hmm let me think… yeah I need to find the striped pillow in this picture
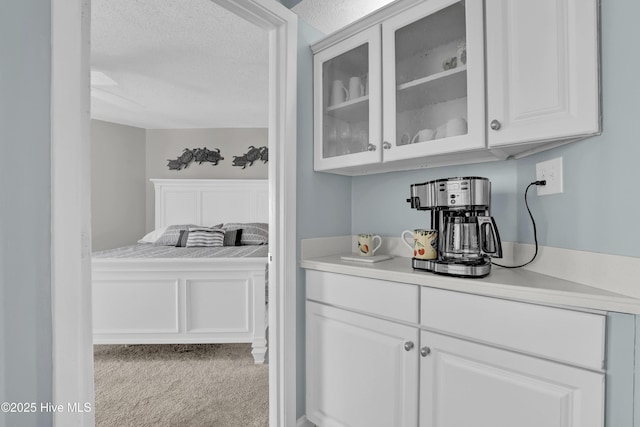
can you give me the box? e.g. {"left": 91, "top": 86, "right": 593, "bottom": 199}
{"left": 222, "top": 223, "right": 268, "bottom": 245}
{"left": 185, "top": 226, "right": 225, "bottom": 247}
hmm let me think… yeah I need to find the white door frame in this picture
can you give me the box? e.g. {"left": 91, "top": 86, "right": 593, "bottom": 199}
{"left": 50, "top": 1, "right": 298, "bottom": 426}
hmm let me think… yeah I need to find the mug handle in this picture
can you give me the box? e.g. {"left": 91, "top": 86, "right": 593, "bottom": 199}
{"left": 342, "top": 86, "right": 349, "bottom": 102}
{"left": 411, "top": 132, "right": 420, "bottom": 144}
{"left": 371, "top": 235, "right": 382, "bottom": 255}
{"left": 401, "top": 230, "right": 414, "bottom": 250}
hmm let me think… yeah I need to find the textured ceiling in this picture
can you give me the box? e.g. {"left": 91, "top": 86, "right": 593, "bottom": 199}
{"left": 292, "top": 0, "right": 395, "bottom": 34}
{"left": 91, "top": 0, "right": 269, "bottom": 129}
{"left": 91, "top": 0, "right": 395, "bottom": 130}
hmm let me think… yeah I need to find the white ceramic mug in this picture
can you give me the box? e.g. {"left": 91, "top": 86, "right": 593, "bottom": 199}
{"left": 434, "top": 123, "right": 447, "bottom": 139}
{"left": 445, "top": 117, "right": 468, "bottom": 137}
{"left": 402, "top": 229, "right": 438, "bottom": 259}
{"left": 348, "top": 76, "right": 365, "bottom": 99}
{"left": 411, "top": 128, "right": 436, "bottom": 144}
{"left": 358, "top": 234, "right": 382, "bottom": 257}
{"left": 330, "top": 80, "right": 348, "bottom": 106}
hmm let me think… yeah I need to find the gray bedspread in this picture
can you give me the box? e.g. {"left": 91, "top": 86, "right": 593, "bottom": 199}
{"left": 92, "top": 243, "right": 269, "bottom": 259}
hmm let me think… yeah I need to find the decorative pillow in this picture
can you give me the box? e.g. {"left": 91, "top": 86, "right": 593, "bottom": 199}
{"left": 155, "top": 224, "right": 197, "bottom": 246}
{"left": 222, "top": 223, "right": 268, "bottom": 245}
{"left": 175, "top": 230, "right": 190, "bottom": 247}
{"left": 156, "top": 223, "right": 221, "bottom": 246}
{"left": 138, "top": 226, "right": 168, "bottom": 244}
{"left": 223, "top": 228, "right": 243, "bottom": 246}
{"left": 185, "top": 226, "right": 225, "bottom": 247}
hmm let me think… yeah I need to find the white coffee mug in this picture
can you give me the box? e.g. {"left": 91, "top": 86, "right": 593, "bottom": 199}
{"left": 330, "top": 80, "right": 348, "bottom": 106}
{"left": 445, "top": 117, "right": 468, "bottom": 137}
{"left": 348, "top": 76, "right": 365, "bottom": 99}
{"left": 358, "top": 233, "right": 382, "bottom": 256}
{"left": 411, "top": 128, "right": 436, "bottom": 144}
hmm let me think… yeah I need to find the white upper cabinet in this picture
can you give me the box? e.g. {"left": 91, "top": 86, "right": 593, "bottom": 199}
{"left": 314, "top": 26, "right": 382, "bottom": 171}
{"left": 485, "top": 0, "right": 600, "bottom": 154}
{"left": 382, "top": 0, "right": 485, "bottom": 162}
{"left": 311, "top": 0, "right": 600, "bottom": 174}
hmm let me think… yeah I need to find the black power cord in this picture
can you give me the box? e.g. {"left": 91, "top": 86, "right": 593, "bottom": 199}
{"left": 492, "top": 180, "right": 547, "bottom": 269}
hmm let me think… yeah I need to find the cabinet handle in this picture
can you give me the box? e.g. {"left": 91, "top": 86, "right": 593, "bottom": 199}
{"left": 404, "top": 341, "right": 415, "bottom": 351}
{"left": 367, "top": 143, "right": 377, "bottom": 152}
{"left": 382, "top": 141, "right": 392, "bottom": 150}
{"left": 420, "top": 346, "right": 431, "bottom": 357}
{"left": 490, "top": 119, "right": 501, "bottom": 131}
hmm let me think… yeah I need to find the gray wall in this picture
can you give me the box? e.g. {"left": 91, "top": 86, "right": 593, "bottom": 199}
{"left": 91, "top": 120, "right": 146, "bottom": 251}
{"left": 0, "top": 1, "right": 53, "bottom": 426}
{"left": 145, "top": 128, "right": 268, "bottom": 231}
{"left": 296, "top": 20, "right": 352, "bottom": 418}
{"left": 514, "top": 0, "right": 640, "bottom": 258}
{"left": 350, "top": 0, "right": 640, "bottom": 260}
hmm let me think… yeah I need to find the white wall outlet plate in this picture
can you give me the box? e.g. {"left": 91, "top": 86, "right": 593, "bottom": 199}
{"left": 536, "top": 157, "right": 563, "bottom": 196}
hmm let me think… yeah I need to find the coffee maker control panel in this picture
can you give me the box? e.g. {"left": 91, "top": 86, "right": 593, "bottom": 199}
{"left": 409, "top": 177, "right": 491, "bottom": 209}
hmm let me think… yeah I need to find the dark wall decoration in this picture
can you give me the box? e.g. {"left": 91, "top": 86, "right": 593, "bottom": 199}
{"left": 232, "top": 146, "right": 268, "bottom": 169}
{"left": 167, "top": 147, "right": 224, "bottom": 170}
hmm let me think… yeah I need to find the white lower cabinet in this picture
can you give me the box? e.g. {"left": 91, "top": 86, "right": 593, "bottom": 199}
{"left": 305, "top": 270, "right": 605, "bottom": 427}
{"left": 419, "top": 330, "right": 604, "bottom": 427}
{"left": 306, "top": 301, "right": 419, "bottom": 427}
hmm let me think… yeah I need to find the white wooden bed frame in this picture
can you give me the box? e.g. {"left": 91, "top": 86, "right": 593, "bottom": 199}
{"left": 91, "top": 179, "right": 269, "bottom": 364}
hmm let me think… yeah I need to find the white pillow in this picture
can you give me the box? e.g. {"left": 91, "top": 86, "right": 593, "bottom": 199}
{"left": 138, "top": 226, "right": 168, "bottom": 244}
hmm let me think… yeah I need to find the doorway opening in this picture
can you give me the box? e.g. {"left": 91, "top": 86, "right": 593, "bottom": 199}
{"left": 50, "top": 1, "right": 298, "bottom": 425}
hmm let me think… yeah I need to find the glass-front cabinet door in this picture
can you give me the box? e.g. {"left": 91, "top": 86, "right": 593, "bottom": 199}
{"left": 382, "top": 0, "right": 485, "bottom": 163}
{"left": 314, "top": 26, "right": 382, "bottom": 172}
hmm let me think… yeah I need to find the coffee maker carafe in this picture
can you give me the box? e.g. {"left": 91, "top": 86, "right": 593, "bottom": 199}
{"left": 408, "top": 177, "right": 502, "bottom": 278}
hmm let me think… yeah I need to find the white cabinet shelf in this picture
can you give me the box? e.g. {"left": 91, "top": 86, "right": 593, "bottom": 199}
{"left": 396, "top": 66, "right": 467, "bottom": 111}
{"left": 326, "top": 95, "right": 369, "bottom": 122}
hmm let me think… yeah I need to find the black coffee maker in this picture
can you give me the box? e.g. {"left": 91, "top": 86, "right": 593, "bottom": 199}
{"left": 407, "top": 177, "right": 502, "bottom": 278}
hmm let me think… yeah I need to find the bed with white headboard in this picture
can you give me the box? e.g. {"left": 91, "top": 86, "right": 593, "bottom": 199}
{"left": 91, "top": 179, "right": 269, "bottom": 364}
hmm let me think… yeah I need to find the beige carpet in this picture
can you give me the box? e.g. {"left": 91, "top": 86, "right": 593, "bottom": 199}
{"left": 94, "top": 344, "right": 268, "bottom": 427}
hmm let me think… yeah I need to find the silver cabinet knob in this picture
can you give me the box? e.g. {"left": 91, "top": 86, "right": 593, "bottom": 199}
{"left": 490, "top": 119, "right": 501, "bottom": 131}
{"left": 420, "top": 347, "right": 431, "bottom": 357}
{"left": 404, "top": 341, "right": 415, "bottom": 352}
{"left": 367, "top": 143, "right": 377, "bottom": 152}
{"left": 382, "top": 141, "right": 392, "bottom": 150}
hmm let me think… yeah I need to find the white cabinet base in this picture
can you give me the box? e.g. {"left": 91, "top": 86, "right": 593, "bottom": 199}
{"left": 420, "top": 330, "right": 604, "bottom": 427}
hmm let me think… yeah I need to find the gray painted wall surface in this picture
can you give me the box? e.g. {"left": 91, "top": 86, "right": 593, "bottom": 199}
{"left": 145, "top": 128, "right": 268, "bottom": 231}
{"left": 91, "top": 120, "right": 147, "bottom": 251}
{"left": 351, "top": 160, "right": 519, "bottom": 244}
{"left": 296, "top": 20, "right": 351, "bottom": 418}
{"left": 351, "top": 0, "right": 640, "bottom": 260}
{"left": 515, "top": 0, "right": 640, "bottom": 258}
{"left": 605, "top": 313, "right": 635, "bottom": 426}
{"left": 0, "top": 1, "right": 53, "bottom": 426}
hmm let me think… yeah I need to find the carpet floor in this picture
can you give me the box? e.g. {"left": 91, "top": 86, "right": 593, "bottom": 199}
{"left": 93, "top": 344, "right": 268, "bottom": 427}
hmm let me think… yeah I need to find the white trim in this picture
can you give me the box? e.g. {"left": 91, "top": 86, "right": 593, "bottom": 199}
{"left": 297, "top": 415, "right": 315, "bottom": 427}
{"left": 51, "top": 0, "right": 94, "bottom": 426}
{"left": 51, "top": 0, "right": 298, "bottom": 426}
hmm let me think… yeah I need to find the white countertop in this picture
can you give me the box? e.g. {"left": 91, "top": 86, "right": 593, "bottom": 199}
{"left": 301, "top": 254, "right": 640, "bottom": 314}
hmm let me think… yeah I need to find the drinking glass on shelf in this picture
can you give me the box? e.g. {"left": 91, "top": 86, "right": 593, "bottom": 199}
{"left": 337, "top": 121, "right": 351, "bottom": 155}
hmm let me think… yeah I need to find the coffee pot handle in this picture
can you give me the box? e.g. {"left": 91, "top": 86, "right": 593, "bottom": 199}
{"left": 477, "top": 216, "right": 503, "bottom": 258}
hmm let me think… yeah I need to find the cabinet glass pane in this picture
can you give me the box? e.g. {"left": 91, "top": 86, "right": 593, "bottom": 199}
{"left": 322, "top": 44, "right": 369, "bottom": 159}
{"left": 395, "top": 1, "right": 468, "bottom": 147}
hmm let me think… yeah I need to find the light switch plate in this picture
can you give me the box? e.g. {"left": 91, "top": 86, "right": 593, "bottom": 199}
{"left": 536, "top": 157, "right": 563, "bottom": 196}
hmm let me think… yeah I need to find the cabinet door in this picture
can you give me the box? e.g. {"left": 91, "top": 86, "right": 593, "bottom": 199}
{"left": 486, "top": 0, "right": 599, "bottom": 148}
{"left": 314, "top": 26, "right": 382, "bottom": 172}
{"left": 381, "top": 0, "right": 485, "bottom": 163}
{"left": 306, "top": 301, "right": 419, "bottom": 427}
{"left": 419, "top": 330, "right": 604, "bottom": 427}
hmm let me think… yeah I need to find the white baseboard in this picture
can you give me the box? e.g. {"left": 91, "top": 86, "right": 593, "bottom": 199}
{"left": 297, "top": 415, "right": 315, "bottom": 427}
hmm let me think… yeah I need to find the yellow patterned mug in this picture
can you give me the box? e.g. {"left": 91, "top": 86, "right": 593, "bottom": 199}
{"left": 401, "top": 229, "right": 438, "bottom": 259}
{"left": 357, "top": 234, "right": 382, "bottom": 256}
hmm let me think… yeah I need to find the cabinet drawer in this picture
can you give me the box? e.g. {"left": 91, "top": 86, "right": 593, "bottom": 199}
{"left": 306, "top": 270, "right": 419, "bottom": 324}
{"left": 420, "top": 287, "right": 605, "bottom": 370}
